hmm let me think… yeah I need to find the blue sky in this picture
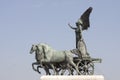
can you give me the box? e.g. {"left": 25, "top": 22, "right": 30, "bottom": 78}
{"left": 0, "top": 0, "right": 120, "bottom": 80}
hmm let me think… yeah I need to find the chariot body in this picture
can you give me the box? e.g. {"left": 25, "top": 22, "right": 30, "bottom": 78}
{"left": 64, "top": 56, "right": 102, "bottom": 75}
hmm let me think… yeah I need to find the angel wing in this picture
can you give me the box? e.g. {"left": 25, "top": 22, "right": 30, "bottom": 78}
{"left": 77, "top": 7, "right": 93, "bottom": 30}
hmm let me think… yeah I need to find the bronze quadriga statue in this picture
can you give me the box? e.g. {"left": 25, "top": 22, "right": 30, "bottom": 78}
{"left": 30, "top": 7, "right": 102, "bottom": 75}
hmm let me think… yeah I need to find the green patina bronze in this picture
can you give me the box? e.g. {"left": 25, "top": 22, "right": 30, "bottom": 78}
{"left": 30, "top": 7, "right": 102, "bottom": 75}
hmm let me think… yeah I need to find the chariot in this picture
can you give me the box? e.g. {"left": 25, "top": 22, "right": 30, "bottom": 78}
{"left": 71, "top": 57, "right": 102, "bottom": 75}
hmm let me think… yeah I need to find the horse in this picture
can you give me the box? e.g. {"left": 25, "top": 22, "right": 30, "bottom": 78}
{"left": 30, "top": 44, "right": 51, "bottom": 75}
{"left": 30, "top": 44, "right": 74, "bottom": 75}
{"left": 35, "top": 43, "right": 80, "bottom": 75}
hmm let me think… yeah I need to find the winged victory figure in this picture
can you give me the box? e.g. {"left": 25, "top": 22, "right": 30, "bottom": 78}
{"left": 68, "top": 7, "right": 93, "bottom": 58}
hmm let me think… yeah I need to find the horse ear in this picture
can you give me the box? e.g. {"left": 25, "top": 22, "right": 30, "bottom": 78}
{"left": 32, "top": 44, "right": 35, "bottom": 48}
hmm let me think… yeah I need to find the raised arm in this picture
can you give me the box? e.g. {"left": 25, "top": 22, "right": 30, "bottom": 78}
{"left": 68, "top": 23, "right": 77, "bottom": 30}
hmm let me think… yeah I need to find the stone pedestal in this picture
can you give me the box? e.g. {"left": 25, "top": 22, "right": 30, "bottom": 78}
{"left": 41, "top": 75, "right": 104, "bottom": 80}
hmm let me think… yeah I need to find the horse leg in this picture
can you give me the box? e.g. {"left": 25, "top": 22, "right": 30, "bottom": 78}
{"left": 32, "top": 62, "right": 38, "bottom": 71}
{"left": 69, "top": 60, "right": 81, "bottom": 75}
{"left": 45, "top": 69, "right": 51, "bottom": 75}
{"left": 51, "top": 64, "right": 57, "bottom": 75}
{"left": 43, "top": 65, "right": 51, "bottom": 75}
{"left": 61, "top": 69, "right": 66, "bottom": 75}
{"left": 65, "top": 51, "right": 81, "bottom": 75}
{"left": 56, "top": 68, "right": 59, "bottom": 75}
{"left": 32, "top": 62, "right": 41, "bottom": 74}
{"left": 60, "top": 63, "right": 73, "bottom": 75}
{"left": 67, "top": 63, "right": 74, "bottom": 75}
{"left": 36, "top": 66, "right": 41, "bottom": 74}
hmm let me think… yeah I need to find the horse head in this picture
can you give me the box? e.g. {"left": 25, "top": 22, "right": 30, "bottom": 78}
{"left": 30, "top": 43, "right": 46, "bottom": 53}
{"left": 30, "top": 44, "right": 38, "bottom": 54}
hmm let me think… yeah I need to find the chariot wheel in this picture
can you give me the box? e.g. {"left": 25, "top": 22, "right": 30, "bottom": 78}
{"left": 77, "top": 59, "right": 94, "bottom": 75}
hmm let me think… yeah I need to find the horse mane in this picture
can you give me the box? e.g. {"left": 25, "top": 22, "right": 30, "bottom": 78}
{"left": 38, "top": 43, "right": 55, "bottom": 51}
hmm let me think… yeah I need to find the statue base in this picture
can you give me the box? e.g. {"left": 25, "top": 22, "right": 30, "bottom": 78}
{"left": 40, "top": 75, "right": 104, "bottom": 80}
